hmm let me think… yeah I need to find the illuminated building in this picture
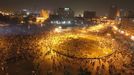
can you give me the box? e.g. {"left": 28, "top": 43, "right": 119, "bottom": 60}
{"left": 36, "top": 17, "right": 46, "bottom": 23}
{"left": 49, "top": 8, "right": 74, "bottom": 26}
{"left": 17, "top": 9, "right": 32, "bottom": 18}
{"left": 39, "top": 9, "right": 49, "bottom": 21}
{"left": 74, "top": 17, "right": 87, "bottom": 26}
{"left": 54, "top": 8, "right": 74, "bottom": 18}
{"left": 34, "top": 9, "right": 49, "bottom": 24}
{"left": 108, "top": 4, "right": 120, "bottom": 19}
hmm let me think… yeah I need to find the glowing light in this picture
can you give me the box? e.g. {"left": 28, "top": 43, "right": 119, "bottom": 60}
{"left": 39, "top": 9, "right": 49, "bottom": 21}
{"left": 120, "top": 31, "right": 125, "bottom": 34}
{"left": 20, "top": 21, "right": 24, "bottom": 24}
{"left": 54, "top": 28, "right": 62, "bottom": 33}
{"left": 113, "top": 26, "right": 118, "bottom": 30}
{"left": 58, "top": 26, "right": 62, "bottom": 29}
{"left": 68, "top": 21, "right": 71, "bottom": 24}
{"left": 103, "top": 16, "right": 107, "bottom": 19}
{"left": 50, "top": 21, "right": 53, "bottom": 24}
{"left": 131, "top": 36, "right": 134, "bottom": 41}
{"left": 107, "top": 33, "right": 111, "bottom": 36}
{"left": 125, "top": 33, "right": 129, "bottom": 36}
{"left": 36, "top": 17, "right": 46, "bottom": 24}
{"left": 88, "top": 24, "right": 105, "bottom": 32}
{"left": 26, "top": 12, "right": 30, "bottom": 15}
{"left": 112, "top": 39, "right": 115, "bottom": 41}
{"left": 62, "top": 21, "right": 66, "bottom": 24}
{"left": 64, "top": 8, "right": 70, "bottom": 11}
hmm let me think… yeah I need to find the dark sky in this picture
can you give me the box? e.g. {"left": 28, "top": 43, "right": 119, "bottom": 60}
{"left": 0, "top": 0, "right": 134, "bottom": 16}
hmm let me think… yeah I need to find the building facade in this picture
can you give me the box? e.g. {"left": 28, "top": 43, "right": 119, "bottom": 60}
{"left": 83, "top": 11, "right": 96, "bottom": 19}
{"left": 108, "top": 4, "right": 120, "bottom": 19}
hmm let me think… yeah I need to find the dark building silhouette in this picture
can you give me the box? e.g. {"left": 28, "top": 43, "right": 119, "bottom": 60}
{"left": 54, "top": 8, "right": 74, "bottom": 18}
{"left": 49, "top": 8, "right": 74, "bottom": 25}
{"left": 120, "top": 9, "right": 134, "bottom": 18}
{"left": 127, "top": 10, "right": 134, "bottom": 18}
{"left": 83, "top": 11, "right": 96, "bottom": 19}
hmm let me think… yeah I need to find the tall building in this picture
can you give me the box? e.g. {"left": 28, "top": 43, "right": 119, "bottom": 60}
{"left": 120, "top": 9, "right": 127, "bottom": 18}
{"left": 108, "top": 4, "right": 120, "bottom": 19}
{"left": 120, "top": 9, "right": 134, "bottom": 18}
{"left": 50, "top": 8, "right": 74, "bottom": 25}
{"left": 83, "top": 11, "right": 96, "bottom": 19}
{"left": 127, "top": 10, "right": 134, "bottom": 18}
{"left": 54, "top": 8, "right": 74, "bottom": 18}
{"left": 17, "top": 9, "right": 32, "bottom": 17}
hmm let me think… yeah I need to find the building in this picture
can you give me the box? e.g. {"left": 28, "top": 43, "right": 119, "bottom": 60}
{"left": 74, "top": 17, "right": 89, "bottom": 26}
{"left": 35, "top": 9, "right": 49, "bottom": 24}
{"left": 17, "top": 9, "right": 32, "bottom": 18}
{"left": 49, "top": 8, "right": 74, "bottom": 25}
{"left": 83, "top": 11, "right": 96, "bottom": 19}
{"left": 120, "top": 9, "right": 134, "bottom": 18}
{"left": 39, "top": 9, "right": 49, "bottom": 20}
{"left": 127, "top": 10, "right": 134, "bottom": 18}
{"left": 54, "top": 8, "right": 74, "bottom": 18}
{"left": 108, "top": 4, "right": 120, "bottom": 19}
{"left": 120, "top": 9, "right": 128, "bottom": 18}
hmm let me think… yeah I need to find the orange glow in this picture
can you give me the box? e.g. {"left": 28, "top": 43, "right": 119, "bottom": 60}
{"left": 36, "top": 17, "right": 46, "bottom": 23}
{"left": 39, "top": 9, "right": 49, "bottom": 21}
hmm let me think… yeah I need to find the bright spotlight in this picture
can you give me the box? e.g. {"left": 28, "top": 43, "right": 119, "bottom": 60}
{"left": 131, "top": 36, "right": 134, "bottom": 41}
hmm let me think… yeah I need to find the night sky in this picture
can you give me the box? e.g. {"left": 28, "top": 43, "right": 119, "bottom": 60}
{"left": 0, "top": 0, "right": 134, "bottom": 16}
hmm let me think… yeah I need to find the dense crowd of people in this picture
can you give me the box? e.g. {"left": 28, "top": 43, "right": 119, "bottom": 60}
{"left": 36, "top": 32, "right": 134, "bottom": 75}
{"left": 0, "top": 29, "right": 133, "bottom": 75}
